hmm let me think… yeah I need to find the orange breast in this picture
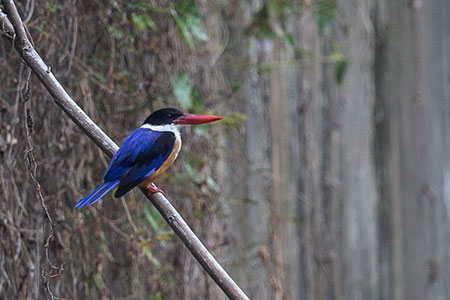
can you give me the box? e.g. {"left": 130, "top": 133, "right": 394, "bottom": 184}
{"left": 139, "top": 138, "right": 181, "bottom": 188}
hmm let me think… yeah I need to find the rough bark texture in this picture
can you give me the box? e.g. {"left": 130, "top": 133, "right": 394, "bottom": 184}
{"left": 336, "top": 0, "right": 379, "bottom": 298}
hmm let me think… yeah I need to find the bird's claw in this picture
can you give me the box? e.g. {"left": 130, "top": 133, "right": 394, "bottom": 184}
{"left": 146, "top": 185, "right": 164, "bottom": 197}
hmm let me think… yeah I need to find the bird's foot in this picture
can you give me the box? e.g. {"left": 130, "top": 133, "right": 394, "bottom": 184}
{"left": 146, "top": 185, "right": 165, "bottom": 197}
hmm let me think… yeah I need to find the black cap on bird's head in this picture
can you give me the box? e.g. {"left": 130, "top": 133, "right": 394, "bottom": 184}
{"left": 144, "top": 108, "right": 184, "bottom": 125}
{"left": 144, "top": 107, "right": 222, "bottom": 126}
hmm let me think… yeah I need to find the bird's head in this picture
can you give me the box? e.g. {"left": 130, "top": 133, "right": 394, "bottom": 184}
{"left": 143, "top": 108, "right": 222, "bottom": 126}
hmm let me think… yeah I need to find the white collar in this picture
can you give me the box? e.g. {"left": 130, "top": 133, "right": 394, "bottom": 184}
{"left": 140, "top": 124, "right": 181, "bottom": 142}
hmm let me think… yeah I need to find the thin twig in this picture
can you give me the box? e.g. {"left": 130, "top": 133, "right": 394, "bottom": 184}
{"left": 1, "top": 2, "right": 249, "bottom": 299}
{"left": 20, "top": 46, "right": 62, "bottom": 299}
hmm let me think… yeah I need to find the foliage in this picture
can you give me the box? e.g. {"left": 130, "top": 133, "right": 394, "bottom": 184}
{"left": 246, "top": 3, "right": 277, "bottom": 39}
{"left": 113, "top": 0, "right": 208, "bottom": 50}
{"left": 170, "top": 0, "right": 208, "bottom": 50}
{"left": 170, "top": 72, "right": 216, "bottom": 136}
{"left": 149, "top": 292, "right": 164, "bottom": 300}
{"left": 313, "top": 0, "right": 337, "bottom": 34}
{"left": 220, "top": 113, "right": 247, "bottom": 128}
{"left": 335, "top": 54, "right": 348, "bottom": 84}
{"left": 1, "top": 0, "right": 222, "bottom": 299}
{"left": 144, "top": 203, "right": 164, "bottom": 235}
{"left": 131, "top": 12, "right": 157, "bottom": 31}
{"left": 172, "top": 72, "right": 193, "bottom": 109}
{"left": 246, "top": 0, "right": 347, "bottom": 83}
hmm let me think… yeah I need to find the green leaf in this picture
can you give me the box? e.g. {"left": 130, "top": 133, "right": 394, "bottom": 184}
{"left": 172, "top": 73, "right": 193, "bottom": 109}
{"left": 220, "top": 112, "right": 247, "bottom": 128}
{"left": 194, "top": 124, "right": 209, "bottom": 136}
{"left": 134, "top": 2, "right": 154, "bottom": 11}
{"left": 242, "top": 198, "right": 259, "bottom": 205}
{"left": 206, "top": 176, "right": 220, "bottom": 192}
{"left": 183, "top": 161, "right": 202, "bottom": 184}
{"left": 294, "top": 47, "right": 313, "bottom": 57}
{"left": 150, "top": 292, "right": 164, "bottom": 300}
{"left": 246, "top": 4, "right": 277, "bottom": 39}
{"left": 283, "top": 34, "right": 295, "bottom": 47}
{"left": 170, "top": 0, "right": 208, "bottom": 50}
{"left": 146, "top": 17, "right": 157, "bottom": 31}
{"left": 131, "top": 12, "right": 157, "bottom": 32}
{"left": 183, "top": 161, "right": 195, "bottom": 177}
{"left": 335, "top": 59, "right": 348, "bottom": 84}
{"left": 144, "top": 203, "right": 163, "bottom": 234}
{"left": 186, "top": 15, "right": 208, "bottom": 42}
{"left": 46, "top": 3, "right": 59, "bottom": 13}
{"left": 171, "top": 11, "right": 195, "bottom": 50}
{"left": 143, "top": 245, "right": 161, "bottom": 267}
{"left": 314, "top": 0, "right": 337, "bottom": 35}
{"left": 109, "top": 25, "right": 124, "bottom": 39}
{"left": 231, "top": 81, "right": 243, "bottom": 91}
{"left": 94, "top": 273, "right": 105, "bottom": 290}
{"left": 191, "top": 88, "right": 204, "bottom": 113}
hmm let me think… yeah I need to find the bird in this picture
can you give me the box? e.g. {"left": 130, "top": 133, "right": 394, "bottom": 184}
{"left": 75, "top": 107, "right": 222, "bottom": 208}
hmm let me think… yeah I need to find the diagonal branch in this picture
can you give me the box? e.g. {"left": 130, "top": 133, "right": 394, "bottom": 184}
{"left": 1, "top": 1, "right": 249, "bottom": 299}
{"left": 0, "top": 8, "right": 14, "bottom": 37}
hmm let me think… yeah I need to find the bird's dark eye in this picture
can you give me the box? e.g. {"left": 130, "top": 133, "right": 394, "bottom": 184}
{"left": 167, "top": 113, "right": 172, "bottom": 118}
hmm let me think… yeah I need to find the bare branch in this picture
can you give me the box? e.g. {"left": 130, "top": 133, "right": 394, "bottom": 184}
{"left": 1, "top": 1, "right": 249, "bottom": 299}
{"left": 0, "top": 8, "right": 14, "bottom": 38}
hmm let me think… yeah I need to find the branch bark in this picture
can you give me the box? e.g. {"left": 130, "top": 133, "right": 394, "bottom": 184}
{"left": 1, "top": 1, "right": 249, "bottom": 299}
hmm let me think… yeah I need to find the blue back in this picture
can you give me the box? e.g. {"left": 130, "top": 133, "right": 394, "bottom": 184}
{"left": 103, "top": 128, "right": 176, "bottom": 197}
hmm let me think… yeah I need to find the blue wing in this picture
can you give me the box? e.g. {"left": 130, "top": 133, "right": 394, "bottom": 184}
{"left": 103, "top": 128, "right": 165, "bottom": 181}
{"left": 75, "top": 128, "right": 175, "bottom": 208}
{"left": 113, "top": 129, "right": 176, "bottom": 197}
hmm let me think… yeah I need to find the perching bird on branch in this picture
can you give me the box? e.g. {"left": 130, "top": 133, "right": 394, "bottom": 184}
{"left": 75, "top": 108, "right": 222, "bottom": 208}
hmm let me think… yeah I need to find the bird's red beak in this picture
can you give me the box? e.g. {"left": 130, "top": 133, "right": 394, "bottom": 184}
{"left": 174, "top": 113, "right": 223, "bottom": 125}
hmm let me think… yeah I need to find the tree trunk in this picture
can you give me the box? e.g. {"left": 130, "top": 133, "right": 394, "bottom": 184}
{"left": 375, "top": 0, "right": 450, "bottom": 299}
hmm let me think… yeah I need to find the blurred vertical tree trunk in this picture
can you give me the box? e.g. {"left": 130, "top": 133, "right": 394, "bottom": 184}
{"left": 375, "top": 0, "right": 450, "bottom": 299}
{"left": 220, "top": 0, "right": 379, "bottom": 298}
{"left": 333, "top": 0, "right": 379, "bottom": 298}
{"left": 295, "top": 0, "right": 379, "bottom": 298}
{"left": 218, "top": 0, "right": 450, "bottom": 299}
{"left": 218, "top": 1, "right": 303, "bottom": 299}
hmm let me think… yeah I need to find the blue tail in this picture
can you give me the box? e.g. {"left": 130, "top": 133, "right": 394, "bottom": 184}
{"left": 75, "top": 180, "right": 120, "bottom": 208}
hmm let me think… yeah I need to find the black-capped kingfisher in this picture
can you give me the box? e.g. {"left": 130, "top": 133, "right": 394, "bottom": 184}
{"left": 75, "top": 108, "right": 222, "bottom": 208}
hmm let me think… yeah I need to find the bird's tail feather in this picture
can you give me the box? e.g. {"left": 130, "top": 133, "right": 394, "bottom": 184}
{"left": 75, "top": 180, "right": 120, "bottom": 208}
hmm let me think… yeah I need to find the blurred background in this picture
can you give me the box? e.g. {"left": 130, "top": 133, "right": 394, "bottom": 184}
{"left": 1, "top": 0, "right": 450, "bottom": 299}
